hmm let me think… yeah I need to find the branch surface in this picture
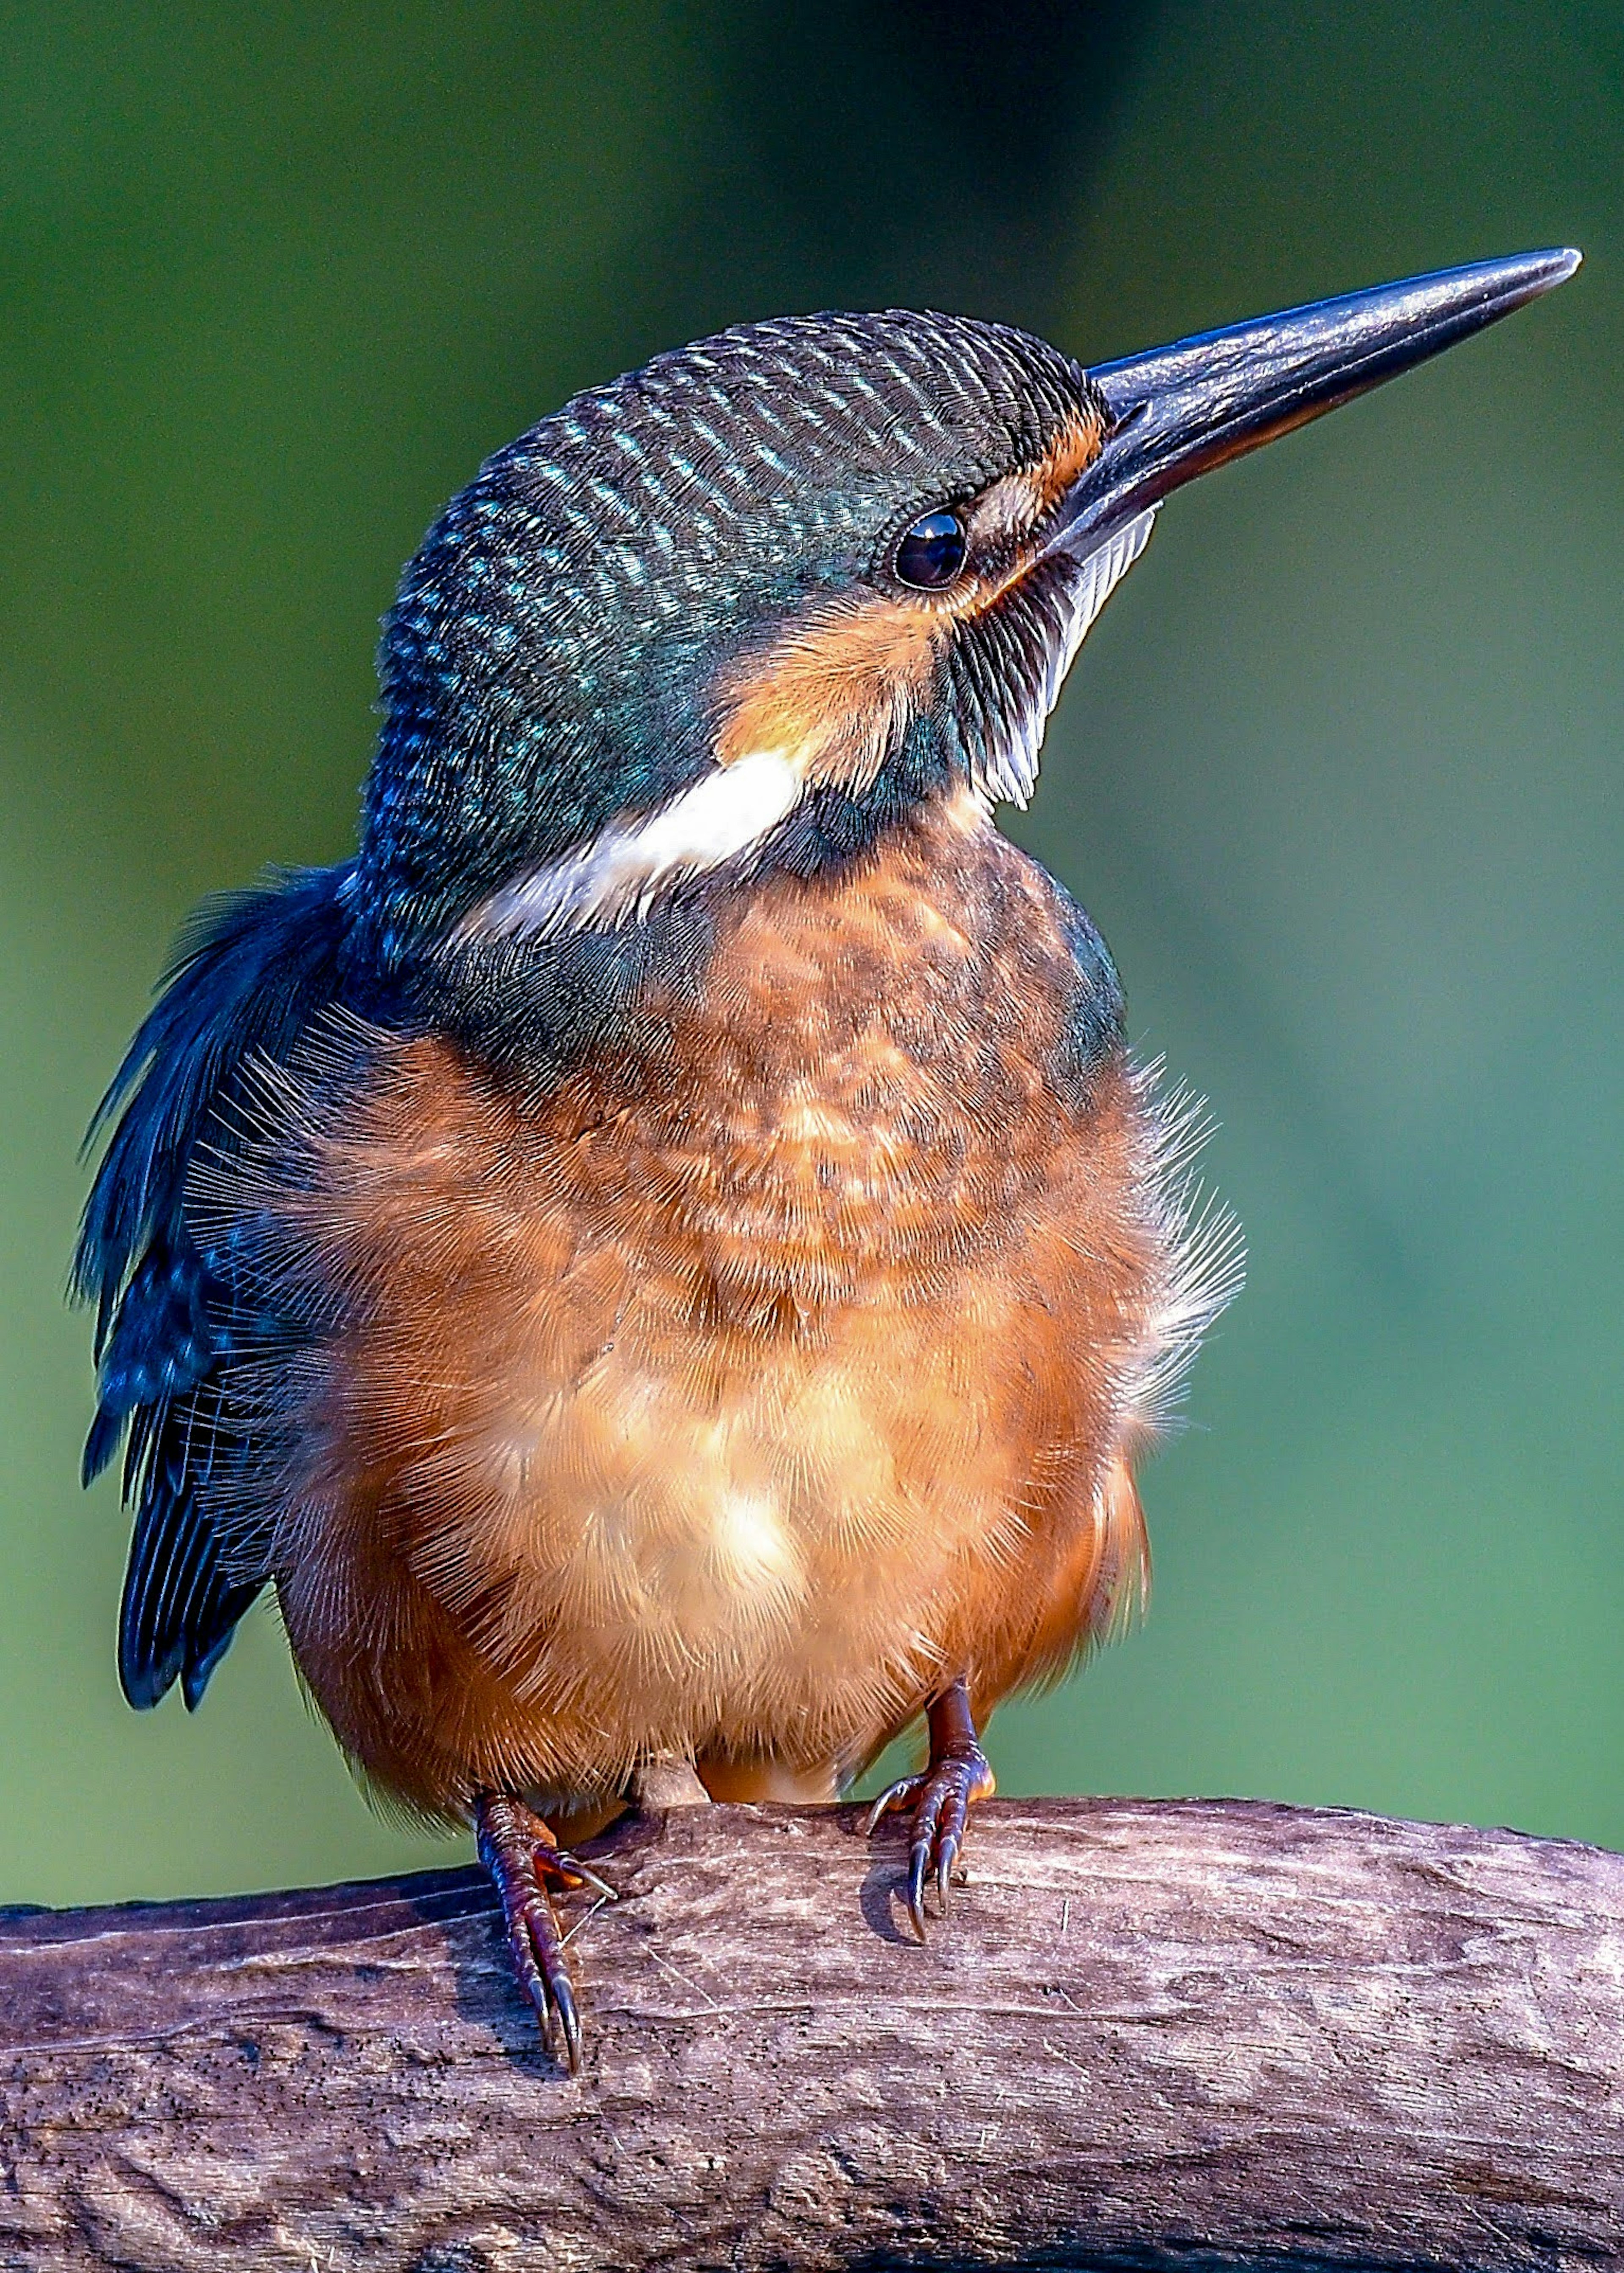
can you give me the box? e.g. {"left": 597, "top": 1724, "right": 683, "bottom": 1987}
{"left": 3, "top": 1797, "right": 1622, "bottom": 2273}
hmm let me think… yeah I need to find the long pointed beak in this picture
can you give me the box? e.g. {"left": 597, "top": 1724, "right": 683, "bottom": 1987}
{"left": 1052, "top": 248, "right": 1580, "bottom": 558}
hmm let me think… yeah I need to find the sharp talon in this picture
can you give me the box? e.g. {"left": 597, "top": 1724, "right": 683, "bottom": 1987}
{"left": 517, "top": 1956, "right": 550, "bottom": 2026}
{"left": 937, "top": 1834, "right": 958, "bottom": 1910}
{"left": 863, "top": 1777, "right": 913, "bottom": 1837}
{"left": 545, "top": 1850, "right": 618, "bottom": 1903}
{"left": 551, "top": 1971, "right": 582, "bottom": 2075}
{"left": 907, "top": 1839, "right": 931, "bottom": 1940}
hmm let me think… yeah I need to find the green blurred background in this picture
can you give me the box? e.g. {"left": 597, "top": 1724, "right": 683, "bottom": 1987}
{"left": 3, "top": 0, "right": 1619, "bottom": 1905}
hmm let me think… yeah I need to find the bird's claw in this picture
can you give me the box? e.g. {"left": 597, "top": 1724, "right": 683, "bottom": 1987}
{"left": 863, "top": 1741, "right": 995, "bottom": 1942}
{"left": 537, "top": 1844, "right": 620, "bottom": 1904}
{"left": 505, "top": 1880, "right": 583, "bottom": 2071}
{"left": 475, "top": 1792, "right": 616, "bottom": 2071}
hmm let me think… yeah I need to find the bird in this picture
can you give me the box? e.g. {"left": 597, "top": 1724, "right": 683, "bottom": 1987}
{"left": 76, "top": 247, "right": 1577, "bottom": 2070}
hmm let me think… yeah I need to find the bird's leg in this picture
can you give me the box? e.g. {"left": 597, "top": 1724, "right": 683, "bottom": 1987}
{"left": 473, "top": 1790, "right": 616, "bottom": 2071}
{"left": 862, "top": 1677, "right": 996, "bottom": 1942}
{"left": 629, "top": 1752, "right": 713, "bottom": 1809}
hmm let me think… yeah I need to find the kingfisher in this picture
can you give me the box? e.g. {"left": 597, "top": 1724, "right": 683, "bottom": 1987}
{"left": 76, "top": 249, "right": 1577, "bottom": 2069}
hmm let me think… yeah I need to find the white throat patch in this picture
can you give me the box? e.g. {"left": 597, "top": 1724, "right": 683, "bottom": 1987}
{"left": 460, "top": 746, "right": 805, "bottom": 941}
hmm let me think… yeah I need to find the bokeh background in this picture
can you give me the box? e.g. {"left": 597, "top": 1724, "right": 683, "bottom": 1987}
{"left": 3, "top": 1, "right": 1619, "bottom": 1905}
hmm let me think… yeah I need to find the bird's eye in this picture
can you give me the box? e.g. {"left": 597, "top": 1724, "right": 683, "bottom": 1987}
{"left": 894, "top": 510, "right": 967, "bottom": 590}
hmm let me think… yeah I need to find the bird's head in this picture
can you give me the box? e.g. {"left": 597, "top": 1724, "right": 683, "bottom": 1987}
{"left": 355, "top": 250, "right": 1577, "bottom": 987}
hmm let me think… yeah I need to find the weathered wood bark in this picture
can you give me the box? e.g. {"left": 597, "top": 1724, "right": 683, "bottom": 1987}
{"left": 3, "top": 1797, "right": 1622, "bottom": 2273}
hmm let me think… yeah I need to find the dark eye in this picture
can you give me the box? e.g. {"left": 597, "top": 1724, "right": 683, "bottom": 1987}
{"left": 894, "top": 509, "right": 967, "bottom": 590}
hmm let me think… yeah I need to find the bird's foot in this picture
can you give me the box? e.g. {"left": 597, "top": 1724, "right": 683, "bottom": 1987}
{"left": 862, "top": 1680, "right": 995, "bottom": 1943}
{"left": 474, "top": 1790, "right": 616, "bottom": 2071}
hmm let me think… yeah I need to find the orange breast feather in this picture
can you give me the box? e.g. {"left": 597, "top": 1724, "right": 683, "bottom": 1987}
{"left": 234, "top": 805, "right": 1193, "bottom": 1819}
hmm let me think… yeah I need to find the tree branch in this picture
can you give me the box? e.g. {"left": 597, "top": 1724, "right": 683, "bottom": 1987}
{"left": 3, "top": 1797, "right": 1621, "bottom": 2272}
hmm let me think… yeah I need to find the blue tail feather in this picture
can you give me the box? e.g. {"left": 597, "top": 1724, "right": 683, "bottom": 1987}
{"left": 76, "top": 863, "right": 354, "bottom": 1708}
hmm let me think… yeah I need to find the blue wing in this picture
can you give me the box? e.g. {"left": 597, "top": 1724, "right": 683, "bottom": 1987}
{"left": 74, "top": 864, "right": 354, "bottom": 1709}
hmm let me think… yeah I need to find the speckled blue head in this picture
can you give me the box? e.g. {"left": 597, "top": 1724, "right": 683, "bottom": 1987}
{"left": 356, "top": 308, "right": 1113, "bottom": 970}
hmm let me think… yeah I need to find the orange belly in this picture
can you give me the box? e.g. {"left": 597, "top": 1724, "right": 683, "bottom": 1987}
{"left": 227, "top": 806, "right": 1204, "bottom": 1819}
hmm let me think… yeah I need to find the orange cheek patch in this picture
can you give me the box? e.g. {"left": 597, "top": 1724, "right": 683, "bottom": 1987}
{"left": 714, "top": 591, "right": 946, "bottom": 792}
{"left": 712, "top": 406, "right": 1103, "bottom": 795}
{"left": 1029, "top": 405, "right": 1107, "bottom": 511}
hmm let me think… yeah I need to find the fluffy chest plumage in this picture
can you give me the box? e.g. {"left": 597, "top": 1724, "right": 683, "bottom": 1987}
{"left": 233, "top": 806, "right": 1182, "bottom": 1812}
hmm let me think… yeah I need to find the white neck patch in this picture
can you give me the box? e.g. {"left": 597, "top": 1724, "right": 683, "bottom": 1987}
{"left": 460, "top": 746, "right": 805, "bottom": 941}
